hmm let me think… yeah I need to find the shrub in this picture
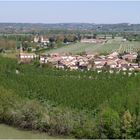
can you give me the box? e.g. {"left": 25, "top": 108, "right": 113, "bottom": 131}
{"left": 97, "top": 107, "right": 121, "bottom": 139}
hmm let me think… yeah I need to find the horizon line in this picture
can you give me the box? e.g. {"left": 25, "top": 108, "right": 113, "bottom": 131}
{"left": 0, "top": 22, "right": 140, "bottom": 24}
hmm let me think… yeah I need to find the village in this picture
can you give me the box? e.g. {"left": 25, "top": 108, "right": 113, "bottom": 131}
{"left": 19, "top": 50, "right": 140, "bottom": 74}
{"left": 1, "top": 1, "right": 140, "bottom": 139}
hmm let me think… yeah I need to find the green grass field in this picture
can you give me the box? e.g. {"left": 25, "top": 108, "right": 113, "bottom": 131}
{"left": 0, "top": 124, "right": 56, "bottom": 139}
{"left": 46, "top": 38, "right": 140, "bottom": 54}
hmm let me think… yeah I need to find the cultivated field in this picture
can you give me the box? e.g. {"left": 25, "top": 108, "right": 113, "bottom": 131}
{"left": 118, "top": 41, "right": 140, "bottom": 53}
{"left": 46, "top": 38, "right": 140, "bottom": 54}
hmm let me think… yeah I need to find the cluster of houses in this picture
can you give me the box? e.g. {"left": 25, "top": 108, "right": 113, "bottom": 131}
{"left": 39, "top": 52, "right": 139, "bottom": 72}
{"left": 18, "top": 51, "right": 140, "bottom": 72}
{"left": 92, "top": 52, "right": 138, "bottom": 72}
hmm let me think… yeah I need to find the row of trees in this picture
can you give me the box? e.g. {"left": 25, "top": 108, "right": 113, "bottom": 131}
{"left": 0, "top": 34, "right": 33, "bottom": 42}
{"left": 123, "top": 33, "right": 140, "bottom": 41}
{"left": 0, "top": 38, "right": 16, "bottom": 50}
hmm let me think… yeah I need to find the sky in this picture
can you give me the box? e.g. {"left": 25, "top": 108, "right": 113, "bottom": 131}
{"left": 0, "top": 1, "right": 140, "bottom": 24}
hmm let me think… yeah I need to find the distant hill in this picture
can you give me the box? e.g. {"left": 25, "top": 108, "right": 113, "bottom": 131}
{"left": 0, "top": 23, "right": 140, "bottom": 33}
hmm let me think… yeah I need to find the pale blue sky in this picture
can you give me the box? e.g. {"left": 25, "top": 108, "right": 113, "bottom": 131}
{"left": 0, "top": 1, "right": 140, "bottom": 23}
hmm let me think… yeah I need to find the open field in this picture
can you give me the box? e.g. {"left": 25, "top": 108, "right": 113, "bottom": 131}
{"left": 0, "top": 124, "right": 56, "bottom": 139}
{"left": 46, "top": 38, "right": 140, "bottom": 54}
{"left": 118, "top": 41, "right": 140, "bottom": 53}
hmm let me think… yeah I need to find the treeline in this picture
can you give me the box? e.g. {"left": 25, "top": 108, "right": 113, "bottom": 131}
{"left": 0, "top": 34, "right": 33, "bottom": 42}
{"left": 0, "top": 38, "right": 35, "bottom": 52}
{"left": 0, "top": 35, "right": 36, "bottom": 52}
{"left": 0, "top": 39, "right": 16, "bottom": 51}
{"left": 122, "top": 33, "right": 140, "bottom": 41}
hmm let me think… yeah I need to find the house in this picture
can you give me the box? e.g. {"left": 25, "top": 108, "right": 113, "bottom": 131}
{"left": 94, "top": 59, "right": 106, "bottom": 65}
{"left": 81, "top": 39, "right": 97, "bottom": 43}
{"left": 129, "top": 63, "right": 139, "bottom": 69}
{"left": 48, "top": 56, "right": 61, "bottom": 65}
{"left": 34, "top": 35, "right": 50, "bottom": 46}
{"left": 122, "top": 53, "right": 137, "bottom": 62}
{"left": 122, "top": 38, "right": 127, "bottom": 42}
{"left": 106, "top": 60, "right": 117, "bottom": 68}
{"left": 93, "top": 58, "right": 106, "bottom": 69}
{"left": 19, "top": 53, "right": 37, "bottom": 63}
{"left": 40, "top": 55, "right": 48, "bottom": 64}
{"left": 117, "top": 59, "right": 129, "bottom": 68}
{"left": 40, "top": 36, "right": 50, "bottom": 45}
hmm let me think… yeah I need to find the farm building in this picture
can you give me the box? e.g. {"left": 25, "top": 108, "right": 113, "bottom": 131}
{"left": 19, "top": 53, "right": 37, "bottom": 63}
{"left": 80, "top": 39, "right": 97, "bottom": 43}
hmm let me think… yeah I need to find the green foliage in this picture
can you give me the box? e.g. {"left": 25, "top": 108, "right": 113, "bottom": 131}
{"left": 124, "top": 33, "right": 140, "bottom": 42}
{"left": 134, "top": 114, "right": 140, "bottom": 138}
{"left": 0, "top": 39, "right": 16, "bottom": 50}
{"left": 97, "top": 107, "right": 121, "bottom": 138}
{"left": 0, "top": 86, "right": 96, "bottom": 138}
{"left": 121, "top": 110, "right": 133, "bottom": 139}
{"left": 0, "top": 56, "right": 140, "bottom": 138}
{"left": 0, "top": 56, "right": 140, "bottom": 112}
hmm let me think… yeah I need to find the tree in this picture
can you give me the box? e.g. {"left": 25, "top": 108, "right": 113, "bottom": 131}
{"left": 49, "top": 37, "right": 56, "bottom": 48}
{"left": 104, "top": 34, "right": 106, "bottom": 39}
{"left": 112, "top": 34, "right": 115, "bottom": 39}
{"left": 134, "top": 114, "right": 140, "bottom": 138}
{"left": 93, "top": 34, "right": 97, "bottom": 39}
{"left": 56, "top": 40, "right": 63, "bottom": 48}
{"left": 121, "top": 110, "right": 133, "bottom": 139}
{"left": 63, "top": 37, "right": 68, "bottom": 43}
{"left": 77, "top": 33, "right": 81, "bottom": 41}
{"left": 136, "top": 51, "right": 140, "bottom": 67}
{"left": 98, "top": 107, "right": 121, "bottom": 139}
